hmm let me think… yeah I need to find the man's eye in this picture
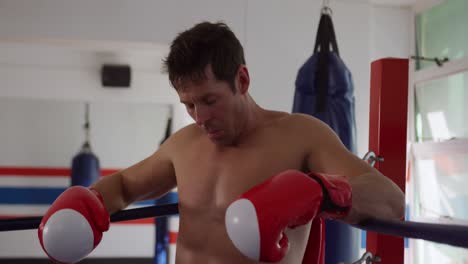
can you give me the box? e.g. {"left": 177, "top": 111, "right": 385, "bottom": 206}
{"left": 205, "top": 100, "right": 216, "bottom": 106}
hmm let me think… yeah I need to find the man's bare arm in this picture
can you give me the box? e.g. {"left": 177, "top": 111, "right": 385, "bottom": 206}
{"left": 299, "top": 115, "right": 405, "bottom": 224}
{"left": 90, "top": 139, "right": 177, "bottom": 214}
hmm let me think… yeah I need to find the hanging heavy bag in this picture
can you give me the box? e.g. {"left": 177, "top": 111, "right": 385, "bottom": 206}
{"left": 71, "top": 142, "right": 100, "bottom": 187}
{"left": 155, "top": 112, "right": 174, "bottom": 264}
{"left": 292, "top": 13, "right": 359, "bottom": 264}
{"left": 71, "top": 103, "right": 100, "bottom": 187}
{"left": 293, "top": 13, "right": 356, "bottom": 153}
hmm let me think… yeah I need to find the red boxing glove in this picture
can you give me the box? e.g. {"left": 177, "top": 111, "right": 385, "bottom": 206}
{"left": 38, "top": 186, "right": 110, "bottom": 264}
{"left": 225, "top": 170, "right": 351, "bottom": 263}
{"left": 308, "top": 171, "right": 352, "bottom": 219}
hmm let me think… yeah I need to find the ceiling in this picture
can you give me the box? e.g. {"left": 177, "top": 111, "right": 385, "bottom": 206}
{"left": 369, "top": 0, "right": 441, "bottom": 7}
{"left": 0, "top": 39, "right": 168, "bottom": 72}
{"left": 0, "top": 0, "right": 442, "bottom": 71}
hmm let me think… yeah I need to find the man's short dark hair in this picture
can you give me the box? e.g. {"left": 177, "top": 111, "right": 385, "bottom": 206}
{"left": 163, "top": 21, "right": 246, "bottom": 92}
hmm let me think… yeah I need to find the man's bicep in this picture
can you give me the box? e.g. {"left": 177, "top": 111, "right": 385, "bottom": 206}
{"left": 120, "top": 149, "right": 177, "bottom": 204}
{"left": 306, "top": 122, "right": 372, "bottom": 177}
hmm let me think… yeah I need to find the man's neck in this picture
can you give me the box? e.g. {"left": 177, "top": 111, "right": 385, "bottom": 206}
{"left": 237, "top": 95, "right": 267, "bottom": 141}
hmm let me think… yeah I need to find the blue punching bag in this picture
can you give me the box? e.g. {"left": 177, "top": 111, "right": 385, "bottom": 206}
{"left": 293, "top": 12, "right": 359, "bottom": 264}
{"left": 154, "top": 107, "right": 174, "bottom": 264}
{"left": 71, "top": 142, "right": 100, "bottom": 187}
{"left": 71, "top": 103, "right": 100, "bottom": 187}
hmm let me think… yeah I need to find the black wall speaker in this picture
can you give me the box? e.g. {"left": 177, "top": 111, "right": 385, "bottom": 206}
{"left": 101, "top": 64, "right": 131, "bottom": 88}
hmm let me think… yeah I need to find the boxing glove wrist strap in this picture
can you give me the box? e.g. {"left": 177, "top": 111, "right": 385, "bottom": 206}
{"left": 308, "top": 172, "right": 352, "bottom": 219}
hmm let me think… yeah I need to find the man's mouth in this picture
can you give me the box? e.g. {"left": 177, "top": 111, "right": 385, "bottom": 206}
{"left": 207, "top": 129, "right": 223, "bottom": 139}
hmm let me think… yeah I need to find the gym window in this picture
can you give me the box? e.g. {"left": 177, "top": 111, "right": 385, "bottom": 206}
{"left": 409, "top": 0, "right": 468, "bottom": 263}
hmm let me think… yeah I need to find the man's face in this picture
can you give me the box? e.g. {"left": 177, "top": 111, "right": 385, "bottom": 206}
{"left": 177, "top": 67, "right": 245, "bottom": 146}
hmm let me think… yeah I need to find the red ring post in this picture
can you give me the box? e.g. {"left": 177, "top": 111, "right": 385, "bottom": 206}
{"left": 367, "top": 58, "right": 409, "bottom": 264}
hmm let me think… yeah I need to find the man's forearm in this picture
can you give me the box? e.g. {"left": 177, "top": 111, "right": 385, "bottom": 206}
{"left": 344, "top": 172, "right": 405, "bottom": 224}
{"left": 90, "top": 172, "right": 130, "bottom": 214}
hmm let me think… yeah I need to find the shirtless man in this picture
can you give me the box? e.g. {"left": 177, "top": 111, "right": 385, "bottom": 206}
{"left": 37, "top": 22, "right": 405, "bottom": 264}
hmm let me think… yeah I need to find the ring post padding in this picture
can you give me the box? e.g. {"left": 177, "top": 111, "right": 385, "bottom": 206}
{"left": 367, "top": 58, "right": 409, "bottom": 264}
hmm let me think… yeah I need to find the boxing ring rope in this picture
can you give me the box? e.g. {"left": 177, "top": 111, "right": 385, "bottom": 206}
{"left": 0, "top": 203, "right": 179, "bottom": 232}
{"left": 1, "top": 202, "right": 468, "bottom": 249}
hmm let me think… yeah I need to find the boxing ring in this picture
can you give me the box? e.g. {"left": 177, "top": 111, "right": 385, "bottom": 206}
{"left": 1, "top": 58, "right": 467, "bottom": 263}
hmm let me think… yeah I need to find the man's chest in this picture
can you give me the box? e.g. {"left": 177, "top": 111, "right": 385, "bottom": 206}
{"left": 173, "top": 139, "right": 307, "bottom": 219}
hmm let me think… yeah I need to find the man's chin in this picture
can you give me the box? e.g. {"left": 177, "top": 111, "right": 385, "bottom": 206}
{"left": 208, "top": 135, "right": 234, "bottom": 146}
{"left": 209, "top": 137, "right": 228, "bottom": 145}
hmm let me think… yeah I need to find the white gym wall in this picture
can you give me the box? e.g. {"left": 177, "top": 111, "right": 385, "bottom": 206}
{"left": 0, "top": 0, "right": 411, "bottom": 260}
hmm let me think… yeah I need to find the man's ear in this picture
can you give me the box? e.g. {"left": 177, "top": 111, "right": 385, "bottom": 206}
{"left": 237, "top": 65, "right": 250, "bottom": 95}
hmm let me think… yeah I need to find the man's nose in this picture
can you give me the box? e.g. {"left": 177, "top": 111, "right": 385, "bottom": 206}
{"left": 194, "top": 106, "right": 211, "bottom": 126}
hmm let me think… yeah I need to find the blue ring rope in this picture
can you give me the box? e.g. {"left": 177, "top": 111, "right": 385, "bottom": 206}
{"left": 1, "top": 202, "right": 468, "bottom": 250}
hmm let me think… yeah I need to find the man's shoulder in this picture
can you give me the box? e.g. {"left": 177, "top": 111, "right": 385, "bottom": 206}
{"left": 260, "top": 111, "right": 326, "bottom": 131}
{"left": 169, "top": 123, "right": 202, "bottom": 143}
{"left": 278, "top": 113, "right": 325, "bottom": 129}
{"left": 275, "top": 113, "right": 336, "bottom": 143}
{"left": 161, "top": 123, "right": 202, "bottom": 151}
{"left": 174, "top": 123, "right": 200, "bottom": 135}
